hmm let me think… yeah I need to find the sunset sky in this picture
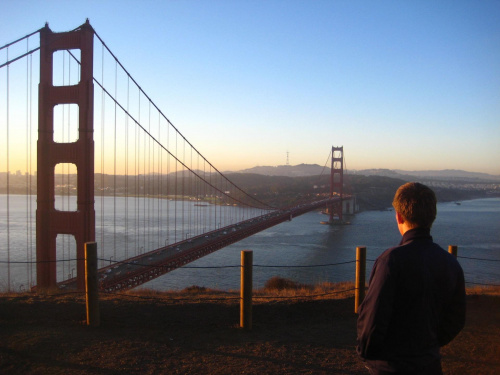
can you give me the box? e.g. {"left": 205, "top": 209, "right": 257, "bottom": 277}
{"left": 1, "top": 1, "right": 499, "bottom": 175}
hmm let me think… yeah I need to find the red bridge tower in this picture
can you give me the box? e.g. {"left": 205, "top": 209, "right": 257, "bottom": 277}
{"left": 36, "top": 21, "right": 95, "bottom": 290}
{"left": 329, "top": 146, "right": 344, "bottom": 223}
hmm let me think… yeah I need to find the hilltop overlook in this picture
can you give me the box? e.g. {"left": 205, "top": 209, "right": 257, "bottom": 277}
{"left": 0, "top": 286, "right": 498, "bottom": 374}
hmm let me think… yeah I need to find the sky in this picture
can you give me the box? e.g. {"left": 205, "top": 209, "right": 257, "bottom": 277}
{"left": 1, "top": 0, "right": 500, "bottom": 175}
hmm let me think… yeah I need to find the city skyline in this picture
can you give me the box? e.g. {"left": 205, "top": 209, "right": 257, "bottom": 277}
{"left": 1, "top": 1, "right": 499, "bottom": 175}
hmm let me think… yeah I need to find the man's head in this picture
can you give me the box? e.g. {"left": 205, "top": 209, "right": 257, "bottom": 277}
{"left": 392, "top": 182, "right": 437, "bottom": 230}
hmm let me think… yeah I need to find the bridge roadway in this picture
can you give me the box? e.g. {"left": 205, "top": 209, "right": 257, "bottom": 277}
{"left": 59, "top": 196, "right": 342, "bottom": 292}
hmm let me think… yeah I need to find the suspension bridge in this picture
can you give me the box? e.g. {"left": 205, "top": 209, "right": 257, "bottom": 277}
{"left": 0, "top": 21, "right": 354, "bottom": 293}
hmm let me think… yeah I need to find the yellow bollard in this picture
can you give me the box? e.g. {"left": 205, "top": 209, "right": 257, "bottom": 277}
{"left": 355, "top": 246, "right": 366, "bottom": 314}
{"left": 85, "top": 242, "right": 100, "bottom": 327}
{"left": 240, "top": 250, "right": 253, "bottom": 331}
{"left": 448, "top": 245, "right": 458, "bottom": 257}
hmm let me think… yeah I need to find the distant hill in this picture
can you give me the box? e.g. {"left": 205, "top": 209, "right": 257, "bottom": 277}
{"left": 394, "top": 169, "right": 500, "bottom": 181}
{"left": 354, "top": 169, "right": 500, "bottom": 182}
{"left": 233, "top": 165, "right": 500, "bottom": 182}
{"left": 237, "top": 164, "right": 326, "bottom": 177}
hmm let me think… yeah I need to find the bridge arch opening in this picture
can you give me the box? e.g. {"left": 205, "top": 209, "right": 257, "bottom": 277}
{"left": 56, "top": 234, "right": 76, "bottom": 283}
{"left": 52, "top": 49, "right": 81, "bottom": 87}
{"left": 53, "top": 103, "right": 79, "bottom": 143}
{"left": 54, "top": 162, "right": 77, "bottom": 211}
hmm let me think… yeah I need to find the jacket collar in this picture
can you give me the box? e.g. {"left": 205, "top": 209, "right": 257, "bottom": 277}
{"left": 399, "top": 227, "right": 433, "bottom": 246}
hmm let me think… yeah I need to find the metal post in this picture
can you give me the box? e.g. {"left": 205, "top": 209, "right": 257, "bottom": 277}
{"left": 355, "top": 246, "right": 366, "bottom": 314}
{"left": 448, "top": 245, "right": 458, "bottom": 257}
{"left": 85, "top": 242, "right": 100, "bottom": 327}
{"left": 240, "top": 250, "right": 253, "bottom": 330}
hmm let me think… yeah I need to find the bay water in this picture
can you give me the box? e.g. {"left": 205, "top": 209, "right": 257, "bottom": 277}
{"left": 144, "top": 197, "right": 500, "bottom": 291}
{"left": 1, "top": 195, "right": 499, "bottom": 291}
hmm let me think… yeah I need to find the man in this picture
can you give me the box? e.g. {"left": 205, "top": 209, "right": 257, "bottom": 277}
{"left": 357, "top": 182, "right": 466, "bottom": 375}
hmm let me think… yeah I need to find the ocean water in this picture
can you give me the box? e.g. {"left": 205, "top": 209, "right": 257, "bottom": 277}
{"left": 1, "top": 195, "right": 499, "bottom": 291}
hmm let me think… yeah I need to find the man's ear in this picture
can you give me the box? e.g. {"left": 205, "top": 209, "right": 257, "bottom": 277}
{"left": 396, "top": 211, "right": 405, "bottom": 225}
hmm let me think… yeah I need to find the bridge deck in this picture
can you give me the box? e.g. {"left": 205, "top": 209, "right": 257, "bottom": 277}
{"left": 59, "top": 197, "right": 343, "bottom": 292}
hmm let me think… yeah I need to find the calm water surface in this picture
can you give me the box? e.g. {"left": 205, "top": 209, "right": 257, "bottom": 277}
{"left": 143, "top": 197, "right": 500, "bottom": 291}
{"left": 1, "top": 196, "right": 499, "bottom": 291}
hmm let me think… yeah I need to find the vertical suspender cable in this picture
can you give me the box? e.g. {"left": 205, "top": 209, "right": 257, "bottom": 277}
{"left": 187, "top": 145, "right": 191, "bottom": 238}
{"left": 147, "top": 101, "right": 151, "bottom": 251}
{"left": 139, "top": 91, "right": 142, "bottom": 254}
{"left": 174, "top": 132, "right": 178, "bottom": 243}
{"left": 158, "top": 111, "right": 161, "bottom": 247}
{"left": 61, "top": 51, "right": 66, "bottom": 279}
{"left": 213, "top": 165, "right": 216, "bottom": 231}
{"left": 219, "top": 173, "right": 222, "bottom": 229}
{"left": 203, "top": 160, "right": 206, "bottom": 232}
{"left": 196, "top": 150, "right": 199, "bottom": 236}
{"left": 142, "top": 95, "right": 146, "bottom": 253}
{"left": 150, "top": 104, "right": 154, "bottom": 247}
{"left": 190, "top": 146, "right": 193, "bottom": 237}
{"left": 125, "top": 77, "right": 129, "bottom": 259}
{"left": 6, "top": 47, "right": 11, "bottom": 291}
{"left": 66, "top": 51, "right": 71, "bottom": 278}
{"left": 113, "top": 60, "right": 117, "bottom": 262}
{"left": 137, "top": 97, "right": 141, "bottom": 254}
{"left": 135, "top": 90, "right": 139, "bottom": 256}
{"left": 166, "top": 119, "right": 170, "bottom": 246}
{"left": 68, "top": 51, "right": 73, "bottom": 277}
{"left": 25, "top": 39, "right": 30, "bottom": 286}
{"left": 205, "top": 160, "right": 208, "bottom": 232}
{"left": 182, "top": 139, "right": 185, "bottom": 240}
{"left": 134, "top": 90, "right": 138, "bottom": 256}
{"left": 100, "top": 44, "right": 105, "bottom": 267}
{"left": 29, "top": 47, "right": 34, "bottom": 287}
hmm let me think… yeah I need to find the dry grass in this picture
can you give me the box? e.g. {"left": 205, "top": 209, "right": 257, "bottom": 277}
{"left": 0, "top": 280, "right": 499, "bottom": 374}
{"left": 253, "top": 277, "right": 356, "bottom": 301}
{"left": 116, "top": 277, "right": 357, "bottom": 304}
{"left": 115, "top": 277, "right": 498, "bottom": 304}
{"left": 465, "top": 285, "right": 500, "bottom": 296}
{"left": 2, "top": 278, "right": 497, "bottom": 301}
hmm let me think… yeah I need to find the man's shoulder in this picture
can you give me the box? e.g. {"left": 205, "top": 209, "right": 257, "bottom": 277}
{"left": 377, "top": 238, "right": 461, "bottom": 271}
{"left": 373, "top": 246, "right": 402, "bottom": 269}
{"left": 378, "top": 242, "right": 408, "bottom": 259}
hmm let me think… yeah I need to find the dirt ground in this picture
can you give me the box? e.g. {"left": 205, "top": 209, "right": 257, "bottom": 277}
{"left": 0, "top": 289, "right": 499, "bottom": 375}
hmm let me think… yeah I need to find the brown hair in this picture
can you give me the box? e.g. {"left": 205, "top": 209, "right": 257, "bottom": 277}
{"left": 392, "top": 182, "right": 437, "bottom": 229}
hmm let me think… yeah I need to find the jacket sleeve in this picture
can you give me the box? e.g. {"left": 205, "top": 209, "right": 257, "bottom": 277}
{"left": 437, "top": 266, "right": 466, "bottom": 346}
{"left": 356, "top": 256, "right": 395, "bottom": 359}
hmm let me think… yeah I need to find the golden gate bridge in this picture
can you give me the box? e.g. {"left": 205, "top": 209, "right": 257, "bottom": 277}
{"left": 0, "top": 21, "right": 353, "bottom": 292}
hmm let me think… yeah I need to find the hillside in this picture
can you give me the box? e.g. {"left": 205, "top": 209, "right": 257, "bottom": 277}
{"left": 237, "top": 163, "right": 325, "bottom": 177}
{"left": 233, "top": 165, "right": 500, "bottom": 182}
{"left": 0, "top": 286, "right": 498, "bottom": 374}
{"left": 224, "top": 172, "right": 498, "bottom": 210}
{"left": 1, "top": 167, "right": 497, "bottom": 210}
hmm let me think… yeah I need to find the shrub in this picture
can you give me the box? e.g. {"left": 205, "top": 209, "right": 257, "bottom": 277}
{"left": 264, "top": 276, "right": 303, "bottom": 291}
{"left": 183, "top": 286, "right": 207, "bottom": 293}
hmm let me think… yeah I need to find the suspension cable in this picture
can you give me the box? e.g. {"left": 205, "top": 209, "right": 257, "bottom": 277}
{"left": 92, "top": 29, "right": 274, "bottom": 210}
{"left": 65, "top": 47, "right": 274, "bottom": 211}
{"left": 0, "top": 28, "right": 42, "bottom": 51}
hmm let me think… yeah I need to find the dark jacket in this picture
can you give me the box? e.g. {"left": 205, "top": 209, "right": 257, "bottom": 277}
{"left": 356, "top": 228, "right": 466, "bottom": 373}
